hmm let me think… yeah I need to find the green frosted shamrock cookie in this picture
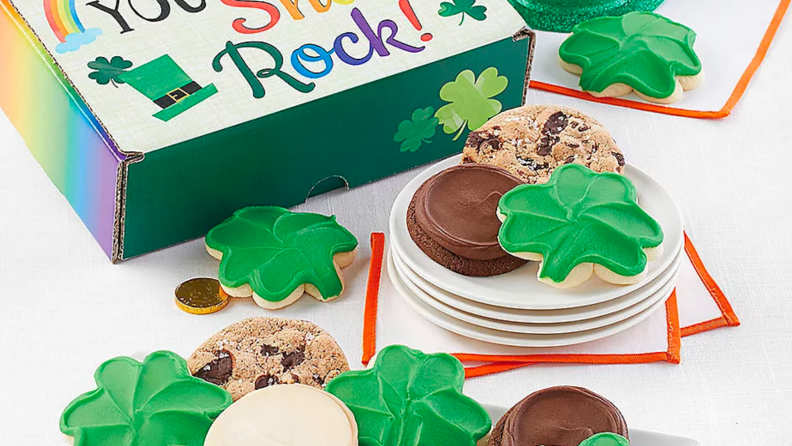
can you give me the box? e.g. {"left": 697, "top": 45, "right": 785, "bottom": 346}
{"left": 559, "top": 12, "right": 704, "bottom": 104}
{"left": 60, "top": 351, "right": 233, "bottom": 446}
{"left": 325, "top": 345, "right": 491, "bottom": 446}
{"left": 497, "top": 164, "right": 663, "bottom": 288}
{"left": 205, "top": 206, "right": 359, "bottom": 310}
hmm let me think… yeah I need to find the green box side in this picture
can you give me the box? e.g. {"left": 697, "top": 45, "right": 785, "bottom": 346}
{"left": 122, "top": 35, "right": 530, "bottom": 259}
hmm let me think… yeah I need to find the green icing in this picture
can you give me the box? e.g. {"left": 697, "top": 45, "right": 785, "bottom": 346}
{"left": 579, "top": 433, "right": 631, "bottom": 446}
{"left": 559, "top": 12, "right": 702, "bottom": 99}
{"left": 325, "top": 345, "right": 491, "bottom": 446}
{"left": 205, "top": 206, "right": 358, "bottom": 303}
{"left": 507, "top": 0, "right": 665, "bottom": 33}
{"left": 60, "top": 351, "right": 232, "bottom": 446}
{"left": 498, "top": 164, "right": 663, "bottom": 283}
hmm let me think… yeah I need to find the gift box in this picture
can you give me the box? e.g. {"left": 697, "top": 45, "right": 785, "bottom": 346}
{"left": 0, "top": 0, "right": 534, "bottom": 261}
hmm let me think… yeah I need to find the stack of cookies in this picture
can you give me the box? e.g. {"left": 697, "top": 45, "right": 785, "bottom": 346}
{"left": 388, "top": 105, "right": 686, "bottom": 348}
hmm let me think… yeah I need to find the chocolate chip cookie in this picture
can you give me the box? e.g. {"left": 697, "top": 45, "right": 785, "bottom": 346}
{"left": 462, "top": 105, "right": 625, "bottom": 184}
{"left": 188, "top": 317, "right": 349, "bottom": 401}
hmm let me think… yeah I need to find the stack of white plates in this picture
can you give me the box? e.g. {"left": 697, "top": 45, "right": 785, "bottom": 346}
{"left": 387, "top": 157, "right": 685, "bottom": 348}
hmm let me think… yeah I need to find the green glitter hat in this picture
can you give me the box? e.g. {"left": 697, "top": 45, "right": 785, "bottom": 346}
{"left": 507, "top": 0, "right": 666, "bottom": 33}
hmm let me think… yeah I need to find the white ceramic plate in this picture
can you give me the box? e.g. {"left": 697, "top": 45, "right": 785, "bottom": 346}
{"left": 389, "top": 156, "right": 684, "bottom": 310}
{"left": 392, "top": 248, "right": 680, "bottom": 335}
{"left": 387, "top": 251, "right": 673, "bottom": 347}
{"left": 481, "top": 404, "right": 700, "bottom": 446}
{"left": 393, "top": 245, "right": 683, "bottom": 325}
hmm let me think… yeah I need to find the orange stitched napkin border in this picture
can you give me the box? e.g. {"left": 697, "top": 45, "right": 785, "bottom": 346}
{"left": 362, "top": 233, "right": 739, "bottom": 378}
{"left": 529, "top": 0, "right": 791, "bottom": 119}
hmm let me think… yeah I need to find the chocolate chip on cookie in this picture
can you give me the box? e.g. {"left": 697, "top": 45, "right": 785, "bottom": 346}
{"left": 189, "top": 318, "right": 349, "bottom": 401}
{"left": 260, "top": 345, "right": 279, "bottom": 356}
{"left": 254, "top": 374, "right": 280, "bottom": 389}
{"left": 193, "top": 350, "right": 234, "bottom": 386}
{"left": 281, "top": 350, "right": 306, "bottom": 369}
{"left": 462, "top": 105, "right": 625, "bottom": 184}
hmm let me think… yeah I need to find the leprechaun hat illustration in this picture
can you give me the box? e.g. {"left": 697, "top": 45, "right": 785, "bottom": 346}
{"left": 118, "top": 55, "right": 218, "bottom": 122}
{"left": 87, "top": 55, "right": 217, "bottom": 122}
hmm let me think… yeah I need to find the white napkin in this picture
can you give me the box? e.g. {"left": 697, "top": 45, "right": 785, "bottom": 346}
{"left": 367, "top": 235, "right": 737, "bottom": 367}
{"left": 529, "top": 0, "right": 787, "bottom": 114}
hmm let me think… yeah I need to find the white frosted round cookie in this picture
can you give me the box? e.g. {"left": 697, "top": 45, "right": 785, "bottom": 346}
{"left": 205, "top": 384, "right": 358, "bottom": 446}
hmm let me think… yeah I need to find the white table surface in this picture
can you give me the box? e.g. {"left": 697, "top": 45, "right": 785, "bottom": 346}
{"left": 2, "top": 23, "right": 792, "bottom": 446}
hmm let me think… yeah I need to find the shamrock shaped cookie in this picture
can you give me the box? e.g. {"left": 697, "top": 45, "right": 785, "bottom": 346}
{"left": 497, "top": 164, "right": 663, "bottom": 288}
{"left": 559, "top": 12, "right": 704, "bottom": 104}
{"left": 326, "top": 345, "right": 491, "bottom": 446}
{"left": 60, "top": 351, "right": 233, "bottom": 446}
{"left": 206, "top": 207, "right": 358, "bottom": 310}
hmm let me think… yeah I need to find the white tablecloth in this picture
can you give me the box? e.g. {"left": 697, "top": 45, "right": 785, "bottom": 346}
{"left": 2, "top": 22, "right": 792, "bottom": 445}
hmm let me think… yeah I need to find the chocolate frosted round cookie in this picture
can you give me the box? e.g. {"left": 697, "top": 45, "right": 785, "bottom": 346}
{"left": 407, "top": 164, "right": 527, "bottom": 277}
{"left": 188, "top": 317, "right": 349, "bottom": 401}
{"left": 489, "top": 386, "right": 629, "bottom": 446}
{"left": 462, "top": 105, "right": 625, "bottom": 184}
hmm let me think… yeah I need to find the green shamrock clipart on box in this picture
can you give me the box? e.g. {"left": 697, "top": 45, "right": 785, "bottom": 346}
{"left": 87, "top": 55, "right": 218, "bottom": 122}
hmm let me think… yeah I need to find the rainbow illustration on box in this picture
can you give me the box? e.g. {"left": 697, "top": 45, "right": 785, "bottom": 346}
{"left": 43, "top": 0, "right": 102, "bottom": 53}
{"left": 0, "top": 0, "right": 534, "bottom": 261}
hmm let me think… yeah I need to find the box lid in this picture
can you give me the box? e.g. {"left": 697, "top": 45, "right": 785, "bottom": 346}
{"left": 9, "top": 0, "right": 525, "bottom": 154}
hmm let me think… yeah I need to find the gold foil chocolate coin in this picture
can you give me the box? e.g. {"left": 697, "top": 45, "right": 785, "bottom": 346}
{"left": 175, "top": 278, "right": 229, "bottom": 315}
